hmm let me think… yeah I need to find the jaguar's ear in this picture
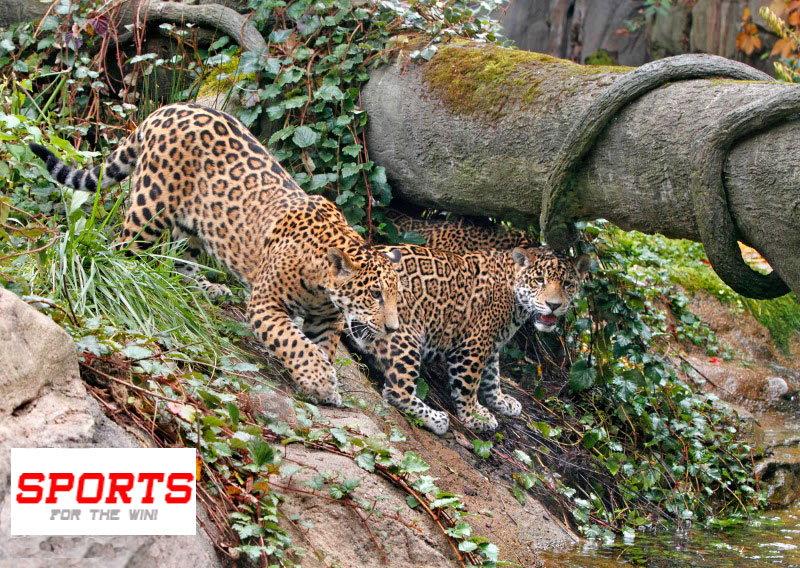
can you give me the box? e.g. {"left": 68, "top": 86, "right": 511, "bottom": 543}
{"left": 383, "top": 248, "right": 402, "bottom": 264}
{"left": 575, "top": 254, "right": 592, "bottom": 276}
{"left": 327, "top": 247, "right": 357, "bottom": 280}
{"left": 512, "top": 248, "right": 530, "bottom": 268}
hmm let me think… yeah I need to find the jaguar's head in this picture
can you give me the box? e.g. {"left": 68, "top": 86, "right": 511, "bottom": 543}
{"left": 512, "top": 247, "right": 591, "bottom": 332}
{"left": 326, "top": 245, "right": 402, "bottom": 345}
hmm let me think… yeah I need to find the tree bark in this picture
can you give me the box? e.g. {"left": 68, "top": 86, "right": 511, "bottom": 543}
{"left": 361, "top": 44, "right": 800, "bottom": 298}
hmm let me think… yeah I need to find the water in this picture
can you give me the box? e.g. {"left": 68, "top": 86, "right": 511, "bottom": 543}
{"left": 540, "top": 410, "right": 800, "bottom": 567}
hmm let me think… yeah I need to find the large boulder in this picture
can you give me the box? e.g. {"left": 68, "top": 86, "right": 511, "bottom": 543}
{"left": 0, "top": 289, "right": 224, "bottom": 567}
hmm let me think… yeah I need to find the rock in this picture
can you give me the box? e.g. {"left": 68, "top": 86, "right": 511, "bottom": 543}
{"left": 277, "top": 445, "right": 455, "bottom": 568}
{"left": 245, "top": 387, "right": 300, "bottom": 430}
{"left": 0, "top": 289, "right": 224, "bottom": 567}
{"left": 0, "top": 289, "right": 78, "bottom": 416}
{"left": 765, "top": 377, "right": 795, "bottom": 402}
{"left": 755, "top": 459, "right": 800, "bottom": 508}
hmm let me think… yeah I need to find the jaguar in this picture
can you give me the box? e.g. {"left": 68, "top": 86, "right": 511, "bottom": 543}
{"left": 31, "top": 102, "right": 402, "bottom": 406}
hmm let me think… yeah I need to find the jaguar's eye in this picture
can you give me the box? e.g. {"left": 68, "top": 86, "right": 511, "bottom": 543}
{"left": 534, "top": 277, "right": 545, "bottom": 286}
{"left": 371, "top": 289, "right": 382, "bottom": 300}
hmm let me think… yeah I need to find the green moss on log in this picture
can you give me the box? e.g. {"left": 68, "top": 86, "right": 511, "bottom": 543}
{"left": 198, "top": 54, "right": 255, "bottom": 98}
{"left": 422, "top": 44, "right": 632, "bottom": 119}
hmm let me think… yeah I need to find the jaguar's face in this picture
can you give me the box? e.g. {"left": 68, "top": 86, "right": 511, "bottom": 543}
{"left": 327, "top": 246, "right": 402, "bottom": 346}
{"left": 512, "top": 247, "right": 591, "bottom": 332}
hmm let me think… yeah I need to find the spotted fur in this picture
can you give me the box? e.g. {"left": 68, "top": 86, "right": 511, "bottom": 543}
{"left": 349, "top": 244, "right": 590, "bottom": 435}
{"left": 31, "top": 102, "right": 402, "bottom": 406}
{"left": 386, "top": 209, "right": 538, "bottom": 251}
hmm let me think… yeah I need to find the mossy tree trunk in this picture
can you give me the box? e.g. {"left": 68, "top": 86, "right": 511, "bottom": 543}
{"left": 361, "top": 43, "right": 800, "bottom": 298}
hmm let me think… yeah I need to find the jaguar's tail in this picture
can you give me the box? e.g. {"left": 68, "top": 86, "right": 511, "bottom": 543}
{"left": 30, "top": 133, "right": 141, "bottom": 191}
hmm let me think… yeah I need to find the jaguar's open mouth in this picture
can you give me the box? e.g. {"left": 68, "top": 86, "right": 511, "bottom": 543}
{"left": 533, "top": 312, "right": 558, "bottom": 331}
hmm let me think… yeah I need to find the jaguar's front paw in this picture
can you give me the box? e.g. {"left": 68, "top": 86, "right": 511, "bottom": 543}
{"left": 492, "top": 394, "right": 522, "bottom": 417}
{"left": 462, "top": 405, "right": 498, "bottom": 433}
{"left": 424, "top": 409, "right": 450, "bottom": 436}
{"left": 206, "top": 282, "right": 232, "bottom": 300}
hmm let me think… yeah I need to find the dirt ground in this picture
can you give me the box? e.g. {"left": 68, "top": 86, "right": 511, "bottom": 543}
{"left": 678, "top": 290, "right": 800, "bottom": 411}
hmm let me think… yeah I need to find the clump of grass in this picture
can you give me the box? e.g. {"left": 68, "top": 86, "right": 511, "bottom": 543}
{"left": 741, "top": 295, "right": 800, "bottom": 354}
{"left": 3, "top": 162, "right": 242, "bottom": 361}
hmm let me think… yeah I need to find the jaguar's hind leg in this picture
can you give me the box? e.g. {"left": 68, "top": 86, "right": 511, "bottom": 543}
{"left": 115, "top": 202, "right": 168, "bottom": 254}
{"left": 478, "top": 353, "right": 522, "bottom": 417}
{"left": 171, "top": 226, "right": 231, "bottom": 299}
{"left": 376, "top": 333, "right": 449, "bottom": 435}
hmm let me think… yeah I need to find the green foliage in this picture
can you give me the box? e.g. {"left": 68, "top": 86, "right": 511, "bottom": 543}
{"left": 222, "top": 0, "right": 506, "bottom": 238}
{"left": 585, "top": 50, "right": 617, "bottom": 66}
{"left": 472, "top": 439, "right": 493, "bottom": 459}
{"left": 608, "top": 225, "right": 799, "bottom": 354}
{"left": 503, "top": 221, "right": 763, "bottom": 538}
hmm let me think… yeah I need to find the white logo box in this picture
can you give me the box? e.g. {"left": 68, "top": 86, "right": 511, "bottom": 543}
{"left": 11, "top": 448, "right": 196, "bottom": 535}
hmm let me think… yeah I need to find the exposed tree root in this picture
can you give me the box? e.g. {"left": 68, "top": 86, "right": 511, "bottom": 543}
{"left": 539, "top": 53, "right": 790, "bottom": 299}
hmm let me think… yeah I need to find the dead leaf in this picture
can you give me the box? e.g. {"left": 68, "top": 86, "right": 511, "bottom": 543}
{"left": 737, "top": 24, "right": 762, "bottom": 55}
{"left": 772, "top": 37, "right": 796, "bottom": 58}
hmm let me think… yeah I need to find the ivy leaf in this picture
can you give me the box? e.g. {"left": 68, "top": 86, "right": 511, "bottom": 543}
{"left": 355, "top": 450, "right": 375, "bottom": 472}
{"left": 122, "top": 344, "right": 152, "bottom": 360}
{"left": 269, "top": 29, "right": 292, "bottom": 43}
{"left": 415, "top": 377, "right": 429, "bottom": 400}
{"left": 283, "top": 95, "right": 308, "bottom": 109}
{"left": 329, "top": 427, "right": 349, "bottom": 449}
{"left": 512, "top": 484, "right": 526, "bottom": 505}
{"left": 445, "top": 522, "right": 472, "bottom": 539}
{"left": 340, "top": 162, "right": 362, "bottom": 178}
{"left": 399, "top": 452, "right": 429, "bottom": 474}
{"left": 226, "top": 402, "right": 240, "bottom": 428}
{"left": 582, "top": 429, "right": 603, "bottom": 450}
{"left": 430, "top": 496, "right": 461, "bottom": 509}
{"left": 342, "top": 143, "right": 362, "bottom": 157}
{"left": 292, "top": 126, "right": 317, "bottom": 148}
{"left": 268, "top": 126, "right": 296, "bottom": 146}
{"left": 75, "top": 335, "right": 108, "bottom": 357}
{"left": 479, "top": 542, "right": 499, "bottom": 562}
{"left": 389, "top": 427, "right": 407, "bottom": 442}
{"left": 412, "top": 475, "right": 438, "bottom": 494}
{"left": 309, "top": 173, "right": 334, "bottom": 191}
{"left": 472, "top": 439, "right": 492, "bottom": 459}
{"left": 314, "top": 84, "right": 344, "bottom": 101}
{"left": 569, "top": 359, "right": 596, "bottom": 391}
{"left": 237, "top": 107, "right": 261, "bottom": 127}
{"left": 247, "top": 438, "right": 278, "bottom": 469}
{"left": 277, "top": 66, "right": 304, "bottom": 86}
{"left": 513, "top": 449, "right": 532, "bottom": 467}
{"left": 370, "top": 166, "right": 387, "bottom": 185}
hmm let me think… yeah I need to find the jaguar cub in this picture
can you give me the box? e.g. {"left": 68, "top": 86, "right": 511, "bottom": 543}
{"left": 349, "top": 244, "right": 590, "bottom": 434}
{"left": 31, "top": 102, "right": 401, "bottom": 406}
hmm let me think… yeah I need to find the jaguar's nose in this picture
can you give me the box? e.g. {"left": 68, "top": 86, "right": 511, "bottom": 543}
{"left": 545, "top": 300, "right": 562, "bottom": 312}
